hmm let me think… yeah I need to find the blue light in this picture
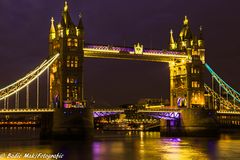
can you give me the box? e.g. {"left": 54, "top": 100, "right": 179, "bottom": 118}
{"left": 205, "top": 63, "right": 240, "bottom": 102}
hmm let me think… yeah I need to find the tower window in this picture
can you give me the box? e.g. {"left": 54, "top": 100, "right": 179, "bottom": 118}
{"left": 192, "top": 50, "right": 199, "bottom": 56}
{"left": 67, "top": 56, "right": 70, "bottom": 67}
{"left": 67, "top": 38, "right": 72, "bottom": 46}
{"left": 60, "top": 30, "right": 63, "bottom": 37}
{"left": 75, "top": 62, "right": 78, "bottom": 68}
{"left": 67, "top": 56, "right": 79, "bottom": 68}
{"left": 75, "top": 56, "right": 79, "bottom": 68}
{"left": 67, "top": 38, "right": 78, "bottom": 47}
{"left": 192, "top": 81, "right": 200, "bottom": 88}
{"left": 191, "top": 67, "right": 200, "bottom": 74}
{"left": 53, "top": 44, "right": 60, "bottom": 49}
{"left": 74, "top": 39, "right": 78, "bottom": 47}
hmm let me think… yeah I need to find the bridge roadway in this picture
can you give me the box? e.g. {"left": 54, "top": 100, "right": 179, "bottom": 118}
{"left": 83, "top": 44, "right": 187, "bottom": 63}
{"left": 0, "top": 108, "right": 240, "bottom": 116}
{"left": 0, "top": 108, "right": 54, "bottom": 113}
{"left": 1, "top": 108, "right": 240, "bottom": 128}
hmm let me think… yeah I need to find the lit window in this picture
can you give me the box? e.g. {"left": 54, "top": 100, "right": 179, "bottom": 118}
{"left": 191, "top": 68, "right": 200, "bottom": 74}
{"left": 182, "top": 41, "right": 186, "bottom": 47}
{"left": 192, "top": 50, "right": 200, "bottom": 56}
{"left": 192, "top": 81, "right": 199, "bottom": 88}
{"left": 67, "top": 56, "right": 70, "bottom": 67}
{"left": 75, "top": 56, "right": 78, "bottom": 67}
{"left": 70, "top": 78, "right": 74, "bottom": 83}
{"left": 74, "top": 39, "right": 78, "bottom": 47}
{"left": 60, "top": 30, "right": 63, "bottom": 37}
{"left": 67, "top": 38, "right": 71, "bottom": 46}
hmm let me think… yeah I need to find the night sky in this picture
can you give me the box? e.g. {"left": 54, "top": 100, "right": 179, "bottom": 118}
{"left": 0, "top": 0, "right": 239, "bottom": 106}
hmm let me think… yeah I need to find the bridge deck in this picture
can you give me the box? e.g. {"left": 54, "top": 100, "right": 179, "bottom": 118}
{"left": 83, "top": 45, "right": 187, "bottom": 63}
{"left": 138, "top": 109, "right": 181, "bottom": 113}
{"left": 217, "top": 111, "right": 240, "bottom": 115}
{"left": 0, "top": 109, "right": 54, "bottom": 113}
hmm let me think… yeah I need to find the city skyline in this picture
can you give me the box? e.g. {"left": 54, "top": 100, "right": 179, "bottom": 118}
{"left": 0, "top": 0, "right": 239, "bottom": 105}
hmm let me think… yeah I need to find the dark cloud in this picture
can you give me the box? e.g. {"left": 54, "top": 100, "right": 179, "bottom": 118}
{"left": 0, "top": 0, "right": 239, "bottom": 105}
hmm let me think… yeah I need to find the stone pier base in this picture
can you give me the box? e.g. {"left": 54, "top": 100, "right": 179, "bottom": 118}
{"left": 49, "top": 108, "right": 93, "bottom": 139}
{"left": 160, "top": 109, "right": 219, "bottom": 137}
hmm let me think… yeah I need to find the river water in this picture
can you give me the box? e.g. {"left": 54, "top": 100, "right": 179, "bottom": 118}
{"left": 0, "top": 128, "right": 239, "bottom": 160}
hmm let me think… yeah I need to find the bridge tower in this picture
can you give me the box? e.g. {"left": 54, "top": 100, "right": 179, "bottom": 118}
{"left": 48, "top": 2, "right": 84, "bottom": 108}
{"left": 169, "top": 16, "right": 205, "bottom": 108}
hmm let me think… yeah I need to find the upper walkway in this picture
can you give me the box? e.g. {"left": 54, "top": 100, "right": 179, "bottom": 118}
{"left": 83, "top": 44, "right": 187, "bottom": 63}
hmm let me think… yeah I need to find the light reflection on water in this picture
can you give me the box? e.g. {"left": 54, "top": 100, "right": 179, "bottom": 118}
{"left": 0, "top": 128, "right": 240, "bottom": 160}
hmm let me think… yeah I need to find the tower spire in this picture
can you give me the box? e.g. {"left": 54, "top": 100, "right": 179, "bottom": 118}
{"left": 64, "top": 1, "right": 68, "bottom": 12}
{"left": 49, "top": 17, "right": 56, "bottom": 40}
{"left": 61, "top": 1, "right": 74, "bottom": 28}
{"left": 199, "top": 26, "right": 203, "bottom": 40}
{"left": 77, "top": 12, "right": 84, "bottom": 30}
{"left": 169, "top": 29, "right": 176, "bottom": 50}
{"left": 178, "top": 15, "right": 193, "bottom": 50}
{"left": 198, "top": 26, "right": 204, "bottom": 48}
{"left": 183, "top": 16, "right": 189, "bottom": 25}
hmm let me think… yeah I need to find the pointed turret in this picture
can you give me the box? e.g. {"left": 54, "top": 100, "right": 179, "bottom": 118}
{"left": 61, "top": 1, "right": 75, "bottom": 28}
{"left": 49, "top": 17, "right": 56, "bottom": 41}
{"left": 77, "top": 13, "right": 84, "bottom": 30}
{"left": 177, "top": 16, "right": 193, "bottom": 50}
{"left": 64, "top": 1, "right": 68, "bottom": 12}
{"left": 183, "top": 16, "right": 189, "bottom": 26}
{"left": 76, "top": 13, "right": 84, "bottom": 38}
{"left": 169, "top": 29, "right": 177, "bottom": 50}
{"left": 198, "top": 26, "right": 203, "bottom": 39}
{"left": 198, "top": 26, "right": 204, "bottom": 48}
{"left": 179, "top": 16, "right": 193, "bottom": 41}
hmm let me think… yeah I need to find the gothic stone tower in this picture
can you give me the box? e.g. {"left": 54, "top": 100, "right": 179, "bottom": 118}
{"left": 48, "top": 2, "right": 84, "bottom": 108}
{"left": 169, "top": 16, "right": 205, "bottom": 108}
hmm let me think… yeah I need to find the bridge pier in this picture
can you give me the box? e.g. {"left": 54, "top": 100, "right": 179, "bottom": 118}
{"left": 51, "top": 108, "right": 93, "bottom": 139}
{"left": 217, "top": 113, "right": 240, "bottom": 128}
{"left": 40, "top": 112, "right": 53, "bottom": 139}
{"left": 160, "top": 109, "right": 219, "bottom": 136}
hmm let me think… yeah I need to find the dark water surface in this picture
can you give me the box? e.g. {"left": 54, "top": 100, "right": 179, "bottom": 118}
{"left": 0, "top": 127, "right": 240, "bottom": 160}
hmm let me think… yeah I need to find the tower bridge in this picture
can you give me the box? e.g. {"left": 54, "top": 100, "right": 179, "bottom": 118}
{"left": 0, "top": 1, "right": 239, "bottom": 136}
